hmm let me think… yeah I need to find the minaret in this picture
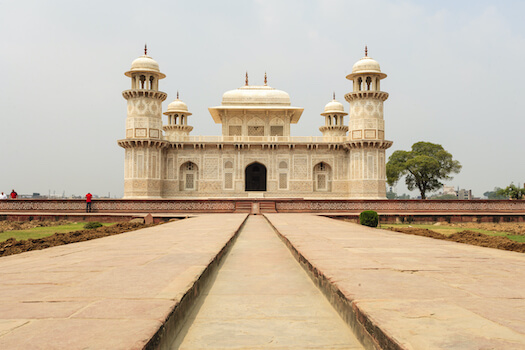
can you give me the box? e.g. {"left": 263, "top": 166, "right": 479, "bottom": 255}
{"left": 117, "top": 46, "right": 168, "bottom": 198}
{"left": 319, "top": 93, "right": 348, "bottom": 138}
{"left": 344, "top": 47, "right": 393, "bottom": 198}
{"left": 163, "top": 92, "right": 194, "bottom": 141}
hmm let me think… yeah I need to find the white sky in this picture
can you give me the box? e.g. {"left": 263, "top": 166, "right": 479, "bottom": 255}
{"left": 1, "top": 0, "right": 524, "bottom": 198}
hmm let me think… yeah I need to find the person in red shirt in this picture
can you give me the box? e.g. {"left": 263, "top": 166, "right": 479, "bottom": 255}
{"left": 85, "top": 192, "right": 93, "bottom": 213}
{"left": 10, "top": 190, "right": 17, "bottom": 199}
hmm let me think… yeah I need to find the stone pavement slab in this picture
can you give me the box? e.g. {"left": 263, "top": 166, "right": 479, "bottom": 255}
{"left": 265, "top": 213, "right": 525, "bottom": 349}
{"left": 172, "top": 215, "right": 363, "bottom": 350}
{"left": 0, "top": 213, "right": 247, "bottom": 349}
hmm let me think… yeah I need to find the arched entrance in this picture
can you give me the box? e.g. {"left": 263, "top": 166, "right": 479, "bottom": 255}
{"left": 245, "top": 163, "right": 267, "bottom": 191}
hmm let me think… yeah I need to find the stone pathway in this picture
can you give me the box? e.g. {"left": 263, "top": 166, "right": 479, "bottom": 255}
{"left": 172, "top": 215, "right": 363, "bottom": 349}
{"left": 2, "top": 212, "right": 525, "bottom": 349}
{"left": 266, "top": 213, "right": 525, "bottom": 349}
{"left": 0, "top": 214, "right": 247, "bottom": 349}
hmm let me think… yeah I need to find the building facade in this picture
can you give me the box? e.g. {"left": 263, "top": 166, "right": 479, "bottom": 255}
{"left": 118, "top": 48, "right": 393, "bottom": 199}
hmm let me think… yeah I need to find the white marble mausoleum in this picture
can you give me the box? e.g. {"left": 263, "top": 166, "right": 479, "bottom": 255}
{"left": 118, "top": 47, "right": 393, "bottom": 199}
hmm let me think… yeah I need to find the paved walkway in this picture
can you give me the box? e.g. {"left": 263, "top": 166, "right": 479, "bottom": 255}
{"left": 172, "top": 215, "right": 362, "bottom": 349}
{"left": 1, "top": 213, "right": 525, "bottom": 349}
{"left": 265, "top": 213, "right": 525, "bottom": 349}
{"left": 0, "top": 214, "right": 247, "bottom": 349}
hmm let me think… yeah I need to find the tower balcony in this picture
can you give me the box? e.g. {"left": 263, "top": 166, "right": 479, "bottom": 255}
{"left": 344, "top": 91, "right": 389, "bottom": 102}
{"left": 122, "top": 89, "right": 168, "bottom": 101}
{"left": 117, "top": 139, "right": 169, "bottom": 149}
{"left": 344, "top": 139, "right": 393, "bottom": 150}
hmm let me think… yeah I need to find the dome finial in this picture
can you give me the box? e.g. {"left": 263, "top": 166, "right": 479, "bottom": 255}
{"left": 264, "top": 72, "right": 267, "bottom": 86}
{"left": 365, "top": 45, "right": 368, "bottom": 57}
{"left": 177, "top": 90, "right": 179, "bottom": 100}
{"left": 245, "top": 71, "right": 248, "bottom": 86}
{"left": 333, "top": 91, "right": 335, "bottom": 100}
{"left": 144, "top": 44, "right": 147, "bottom": 56}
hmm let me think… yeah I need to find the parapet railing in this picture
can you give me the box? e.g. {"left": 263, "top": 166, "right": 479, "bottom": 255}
{"left": 163, "top": 135, "right": 350, "bottom": 143}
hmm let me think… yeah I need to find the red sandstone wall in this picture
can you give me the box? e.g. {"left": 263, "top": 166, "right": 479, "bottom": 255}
{"left": 0, "top": 199, "right": 525, "bottom": 214}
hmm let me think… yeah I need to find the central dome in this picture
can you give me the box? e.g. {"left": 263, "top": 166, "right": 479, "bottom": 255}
{"left": 221, "top": 85, "right": 291, "bottom": 106}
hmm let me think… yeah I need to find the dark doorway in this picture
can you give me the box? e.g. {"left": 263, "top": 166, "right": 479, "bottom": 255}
{"left": 245, "top": 163, "right": 267, "bottom": 191}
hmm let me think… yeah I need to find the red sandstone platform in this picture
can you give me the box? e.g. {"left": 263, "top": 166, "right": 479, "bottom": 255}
{"left": 0, "top": 213, "right": 524, "bottom": 349}
{"left": 266, "top": 213, "right": 525, "bottom": 349}
{"left": 0, "top": 214, "right": 248, "bottom": 349}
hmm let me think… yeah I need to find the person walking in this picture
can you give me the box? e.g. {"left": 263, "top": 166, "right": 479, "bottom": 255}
{"left": 9, "top": 189, "right": 17, "bottom": 199}
{"left": 85, "top": 192, "right": 93, "bottom": 213}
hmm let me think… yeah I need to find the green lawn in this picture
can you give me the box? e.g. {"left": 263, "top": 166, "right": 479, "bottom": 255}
{"left": 381, "top": 224, "right": 525, "bottom": 242}
{"left": 0, "top": 223, "right": 114, "bottom": 242}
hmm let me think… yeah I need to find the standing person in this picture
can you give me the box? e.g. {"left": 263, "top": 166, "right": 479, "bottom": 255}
{"left": 85, "top": 192, "right": 93, "bottom": 213}
{"left": 10, "top": 189, "right": 17, "bottom": 199}
{"left": 0, "top": 192, "right": 7, "bottom": 199}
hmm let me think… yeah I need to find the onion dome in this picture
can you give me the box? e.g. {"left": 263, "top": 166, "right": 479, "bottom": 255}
{"left": 125, "top": 46, "right": 166, "bottom": 78}
{"left": 164, "top": 94, "right": 192, "bottom": 116}
{"left": 346, "top": 46, "right": 387, "bottom": 80}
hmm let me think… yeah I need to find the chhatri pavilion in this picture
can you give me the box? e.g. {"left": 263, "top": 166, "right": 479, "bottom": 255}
{"left": 117, "top": 47, "right": 392, "bottom": 199}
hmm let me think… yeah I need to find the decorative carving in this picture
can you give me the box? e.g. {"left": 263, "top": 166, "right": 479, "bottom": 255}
{"left": 135, "top": 128, "right": 147, "bottom": 137}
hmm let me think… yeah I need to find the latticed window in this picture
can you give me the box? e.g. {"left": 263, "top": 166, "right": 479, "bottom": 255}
{"left": 317, "top": 174, "right": 326, "bottom": 190}
{"left": 248, "top": 125, "right": 264, "bottom": 136}
{"left": 229, "top": 125, "right": 242, "bottom": 136}
{"left": 224, "top": 172, "right": 233, "bottom": 189}
{"left": 279, "top": 161, "right": 288, "bottom": 169}
{"left": 185, "top": 174, "right": 194, "bottom": 189}
{"left": 270, "top": 126, "right": 284, "bottom": 136}
{"left": 224, "top": 161, "right": 233, "bottom": 169}
{"left": 279, "top": 173, "right": 288, "bottom": 189}
{"left": 314, "top": 162, "right": 331, "bottom": 192}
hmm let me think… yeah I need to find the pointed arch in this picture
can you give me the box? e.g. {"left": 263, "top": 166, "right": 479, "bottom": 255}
{"left": 180, "top": 161, "right": 198, "bottom": 191}
{"left": 245, "top": 162, "right": 267, "bottom": 191}
{"left": 313, "top": 162, "right": 332, "bottom": 192}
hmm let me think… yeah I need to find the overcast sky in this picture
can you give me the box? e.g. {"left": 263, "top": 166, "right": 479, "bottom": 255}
{"left": 1, "top": 0, "right": 524, "bottom": 198}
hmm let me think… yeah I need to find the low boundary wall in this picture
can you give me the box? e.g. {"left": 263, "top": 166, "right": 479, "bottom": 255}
{"left": 1, "top": 199, "right": 525, "bottom": 223}
{"left": 1, "top": 198, "right": 525, "bottom": 213}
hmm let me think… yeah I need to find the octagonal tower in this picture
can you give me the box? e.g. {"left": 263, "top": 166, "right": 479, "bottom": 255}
{"left": 118, "top": 46, "right": 168, "bottom": 198}
{"left": 344, "top": 47, "right": 393, "bottom": 198}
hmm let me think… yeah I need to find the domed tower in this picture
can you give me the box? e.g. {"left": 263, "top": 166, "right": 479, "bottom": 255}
{"left": 118, "top": 46, "right": 168, "bottom": 198}
{"left": 163, "top": 92, "right": 193, "bottom": 141}
{"left": 344, "top": 47, "right": 393, "bottom": 198}
{"left": 319, "top": 93, "right": 348, "bottom": 138}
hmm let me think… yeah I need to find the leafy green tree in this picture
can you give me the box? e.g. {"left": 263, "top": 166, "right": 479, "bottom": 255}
{"left": 386, "top": 190, "right": 397, "bottom": 199}
{"left": 483, "top": 187, "right": 507, "bottom": 199}
{"left": 496, "top": 184, "right": 525, "bottom": 199}
{"left": 386, "top": 142, "right": 461, "bottom": 200}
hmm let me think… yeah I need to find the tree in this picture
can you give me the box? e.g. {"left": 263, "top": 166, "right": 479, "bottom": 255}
{"left": 496, "top": 184, "right": 525, "bottom": 199}
{"left": 483, "top": 187, "right": 507, "bottom": 199}
{"left": 386, "top": 142, "right": 462, "bottom": 200}
{"left": 386, "top": 190, "right": 397, "bottom": 199}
